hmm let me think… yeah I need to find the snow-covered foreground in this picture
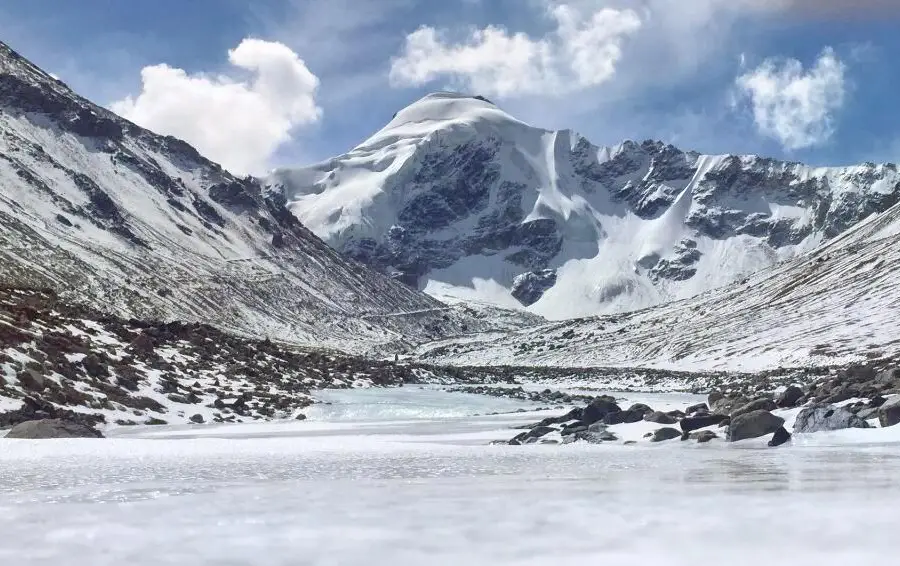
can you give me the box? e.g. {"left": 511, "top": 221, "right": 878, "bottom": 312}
{"left": 1, "top": 387, "right": 899, "bottom": 565}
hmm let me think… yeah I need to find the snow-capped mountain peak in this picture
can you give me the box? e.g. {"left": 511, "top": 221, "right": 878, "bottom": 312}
{"left": 269, "top": 91, "right": 900, "bottom": 319}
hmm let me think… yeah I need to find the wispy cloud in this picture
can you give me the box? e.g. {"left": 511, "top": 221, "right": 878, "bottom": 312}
{"left": 734, "top": 48, "right": 846, "bottom": 150}
{"left": 389, "top": 2, "right": 642, "bottom": 97}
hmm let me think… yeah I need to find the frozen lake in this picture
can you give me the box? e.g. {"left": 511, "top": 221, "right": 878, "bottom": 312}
{"left": 1, "top": 386, "right": 899, "bottom": 565}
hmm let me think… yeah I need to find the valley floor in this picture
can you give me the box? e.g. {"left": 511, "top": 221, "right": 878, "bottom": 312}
{"left": 1, "top": 386, "right": 898, "bottom": 565}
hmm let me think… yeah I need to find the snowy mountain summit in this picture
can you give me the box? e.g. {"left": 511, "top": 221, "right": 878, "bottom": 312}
{"left": 270, "top": 92, "right": 900, "bottom": 319}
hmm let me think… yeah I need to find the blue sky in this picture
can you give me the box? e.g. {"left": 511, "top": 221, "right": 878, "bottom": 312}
{"left": 1, "top": 0, "right": 899, "bottom": 174}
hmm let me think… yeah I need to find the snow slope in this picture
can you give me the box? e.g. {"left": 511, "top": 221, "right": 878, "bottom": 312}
{"left": 271, "top": 92, "right": 900, "bottom": 319}
{"left": 413, "top": 198, "right": 900, "bottom": 371}
{"left": 0, "top": 43, "right": 520, "bottom": 351}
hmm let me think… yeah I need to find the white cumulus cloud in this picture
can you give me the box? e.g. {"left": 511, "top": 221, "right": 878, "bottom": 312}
{"left": 112, "top": 38, "right": 321, "bottom": 175}
{"left": 735, "top": 48, "right": 846, "bottom": 150}
{"left": 389, "top": 1, "right": 641, "bottom": 97}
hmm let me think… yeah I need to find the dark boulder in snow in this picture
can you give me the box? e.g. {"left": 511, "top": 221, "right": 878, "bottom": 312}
{"left": 793, "top": 405, "right": 870, "bottom": 434}
{"left": 731, "top": 398, "right": 777, "bottom": 418}
{"left": 727, "top": 410, "right": 785, "bottom": 442}
{"left": 775, "top": 386, "right": 805, "bottom": 408}
{"left": 644, "top": 411, "right": 678, "bottom": 425}
{"left": 651, "top": 427, "right": 682, "bottom": 442}
{"left": 694, "top": 430, "right": 718, "bottom": 443}
{"left": 574, "top": 430, "right": 617, "bottom": 444}
{"left": 686, "top": 402, "right": 709, "bottom": 415}
{"left": 604, "top": 408, "right": 645, "bottom": 425}
{"left": 878, "top": 396, "right": 900, "bottom": 428}
{"left": 5, "top": 418, "right": 103, "bottom": 439}
{"left": 768, "top": 427, "right": 792, "bottom": 447}
{"left": 580, "top": 397, "right": 622, "bottom": 426}
{"left": 680, "top": 414, "right": 729, "bottom": 433}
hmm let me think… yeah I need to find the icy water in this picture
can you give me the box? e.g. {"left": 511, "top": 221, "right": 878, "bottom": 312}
{"left": 1, "top": 387, "right": 899, "bottom": 565}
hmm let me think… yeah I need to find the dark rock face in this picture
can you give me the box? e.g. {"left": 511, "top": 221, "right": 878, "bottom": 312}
{"left": 681, "top": 414, "right": 729, "bottom": 433}
{"left": 695, "top": 430, "right": 718, "bottom": 443}
{"left": 651, "top": 427, "right": 682, "bottom": 442}
{"left": 511, "top": 270, "right": 557, "bottom": 306}
{"left": 768, "top": 427, "right": 791, "bottom": 447}
{"left": 604, "top": 408, "right": 645, "bottom": 425}
{"left": 574, "top": 430, "right": 617, "bottom": 444}
{"left": 775, "top": 386, "right": 805, "bottom": 408}
{"left": 793, "top": 405, "right": 870, "bottom": 434}
{"left": 727, "top": 410, "right": 785, "bottom": 442}
{"left": 644, "top": 411, "right": 678, "bottom": 425}
{"left": 580, "top": 397, "right": 622, "bottom": 426}
{"left": 731, "top": 398, "right": 777, "bottom": 418}
{"left": 878, "top": 396, "right": 900, "bottom": 428}
{"left": 5, "top": 418, "right": 102, "bottom": 439}
{"left": 686, "top": 402, "right": 709, "bottom": 415}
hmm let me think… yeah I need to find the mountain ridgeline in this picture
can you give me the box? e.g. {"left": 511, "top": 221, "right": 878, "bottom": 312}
{"left": 269, "top": 92, "right": 900, "bottom": 319}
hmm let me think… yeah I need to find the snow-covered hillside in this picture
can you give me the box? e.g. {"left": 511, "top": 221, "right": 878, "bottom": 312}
{"left": 0, "top": 43, "right": 525, "bottom": 352}
{"left": 413, "top": 197, "right": 900, "bottom": 371}
{"left": 270, "top": 92, "right": 900, "bottom": 319}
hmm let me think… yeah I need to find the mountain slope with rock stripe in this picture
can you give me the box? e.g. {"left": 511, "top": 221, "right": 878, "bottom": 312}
{"left": 412, "top": 197, "right": 900, "bottom": 371}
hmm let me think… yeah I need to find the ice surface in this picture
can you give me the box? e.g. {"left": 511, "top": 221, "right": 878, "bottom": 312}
{"left": 2, "top": 388, "right": 899, "bottom": 565}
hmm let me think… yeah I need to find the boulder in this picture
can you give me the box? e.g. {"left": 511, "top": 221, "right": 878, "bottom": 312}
{"left": 727, "top": 410, "right": 785, "bottom": 442}
{"left": 775, "top": 386, "right": 804, "bottom": 408}
{"left": 711, "top": 395, "right": 748, "bottom": 416}
{"left": 686, "top": 403, "right": 709, "bottom": 415}
{"left": 680, "top": 414, "right": 729, "bottom": 433}
{"left": 857, "top": 407, "right": 879, "bottom": 421}
{"left": 878, "top": 396, "right": 900, "bottom": 428}
{"left": 707, "top": 391, "right": 724, "bottom": 407}
{"left": 189, "top": 414, "right": 205, "bottom": 424}
{"left": 627, "top": 403, "right": 654, "bottom": 416}
{"left": 574, "top": 430, "right": 617, "bottom": 444}
{"left": 5, "top": 419, "right": 103, "bottom": 439}
{"left": 731, "top": 398, "right": 777, "bottom": 418}
{"left": 768, "top": 427, "right": 791, "bottom": 447}
{"left": 561, "top": 424, "right": 588, "bottom": 436}
{"left": 16, "top": 368, "right": 46, "bottom": 392}
{"left": 876, "top": 368, "right": 900, "bottom": 385}
{"left": 694, "top": 430, "right": 718, "bottom": 443}
{"left": 644, "top": 411, "right": 678, "bottom": 425}
{"left": 651, "top": 427, "right": 682, "bottom": 442}
{"left": 581, "top": 398, "right": 622, "bottom": 425}
{"left": 526, "top": 425, "right": 557, "bottom": 440}
{"left": 604, "top": 408, "right": 645, "bottom": 425}
{"left": 793, "top": 405, "right": 870, "bottom": 434}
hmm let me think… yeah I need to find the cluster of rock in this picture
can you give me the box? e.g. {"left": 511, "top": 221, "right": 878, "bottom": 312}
{"left": 501, "top": 369, "right": 900, "bottom": 447}
{"left": 712, "top": 363, "right": 900, "bottom": 430}
{"left": 502, "top": 395, "right": 737, "bottom": 446}
{"left": 0, "top": 285, "right": 493, "bottom": 436}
